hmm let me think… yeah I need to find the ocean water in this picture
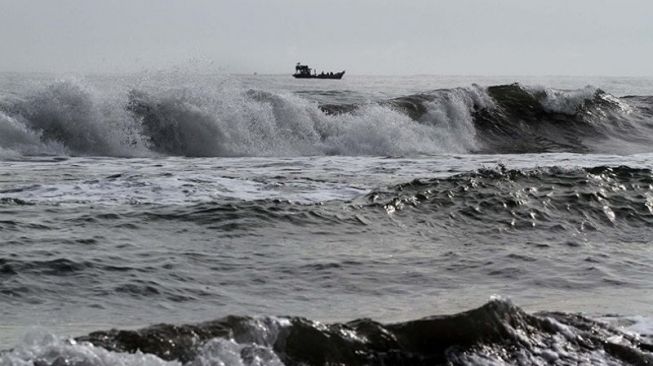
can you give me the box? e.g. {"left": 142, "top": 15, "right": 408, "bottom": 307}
{"left": 1, "top": 73, "right": 653, "bottom": 365}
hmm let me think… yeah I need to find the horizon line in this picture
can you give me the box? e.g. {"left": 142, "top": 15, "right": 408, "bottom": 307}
{"left": 1, "top": 70, "right": 652, "bottom": 79}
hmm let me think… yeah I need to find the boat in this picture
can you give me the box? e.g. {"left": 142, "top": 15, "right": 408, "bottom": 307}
{"left": 293, "top": 63, "right": 345, "bottom": 79}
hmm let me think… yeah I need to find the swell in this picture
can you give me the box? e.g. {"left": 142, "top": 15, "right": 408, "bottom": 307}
{"left": 358, "top": 165, "right": 653, "bottom": 235}
{"left": 475, "top": 84, "right": 653, "bottom": 154}
{"left": 1, "top": 81, "right": 653, "bottom": 158}
{"left": 1, "top": 165, "right": 652, "bottom": 233}
{"left": 7, "top": 299, "right": 651, "bottom": 365}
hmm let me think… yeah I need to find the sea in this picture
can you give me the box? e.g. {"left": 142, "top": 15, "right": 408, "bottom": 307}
{"left": 0, "top": 72, "right": 652, "bottom": 365}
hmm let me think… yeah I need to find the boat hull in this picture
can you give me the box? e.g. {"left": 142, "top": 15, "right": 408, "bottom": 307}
{"left": 293, "top": 71, "right": 345, "bottom": 79}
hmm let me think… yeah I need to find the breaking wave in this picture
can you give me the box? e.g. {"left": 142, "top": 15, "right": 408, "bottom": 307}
{"left": 1, "top": 80, "right": 653, "bottom": 158}
{"left": 3, "top": 299, "right": 651, "bottom": 365}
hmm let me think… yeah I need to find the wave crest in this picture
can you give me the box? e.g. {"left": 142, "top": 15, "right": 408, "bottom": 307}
{"left": 363, "top": 165, "right": 653, "bottom": 232}
{"left": 0, "top": 80, "right": 652, "bottom": 157}
{"left": 6, "top": 299, "right": 648, "bottom": 365}
{"left": 13, "top": 81, "right": 147, "bottom": 156}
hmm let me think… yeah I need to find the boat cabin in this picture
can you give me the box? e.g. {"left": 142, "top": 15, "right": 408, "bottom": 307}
{"left": 295, "top": 63, "right": 313, "bottom": 76}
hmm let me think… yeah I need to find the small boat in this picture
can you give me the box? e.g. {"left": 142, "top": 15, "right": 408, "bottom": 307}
{"left": 293, "top": 63, "right": 345, "bottom": 79}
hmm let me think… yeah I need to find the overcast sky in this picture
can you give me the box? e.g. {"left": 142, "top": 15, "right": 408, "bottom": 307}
{"left": 1, "top": 0, "right": 651, "bottom": 75}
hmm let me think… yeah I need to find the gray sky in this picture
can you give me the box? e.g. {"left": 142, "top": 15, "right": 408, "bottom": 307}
{"left": 1, "top": 0, "right": 651, "bottom": 75}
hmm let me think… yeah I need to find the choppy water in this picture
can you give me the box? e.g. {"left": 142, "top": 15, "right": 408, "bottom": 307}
{"left": 1, "top": 73, "right": 653, "bottom": 365}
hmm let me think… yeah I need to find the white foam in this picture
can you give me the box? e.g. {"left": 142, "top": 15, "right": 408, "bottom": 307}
{"left": 2, "top": 77, "right": 650, "bottom": 158}
{"left": 0, "top": 79, "right": 489, "bottom": 158}
{"left": 131, "top": 86, "right": 477, "bottom": 157}
{"left": 0, "top": 170, "right": 369, "bottom": 206}
{"left": 418, "top": 85, "right": 490, "bottom": 153}
{"left": 537, "top": 85, "right": 598, "bottom": 114}
{"left": 0, "top": 331, "right": 286, "bottom": 366}
{"left": 190, "top": 338, "right": 283, "bottom": 366}
{"left": 0, "top": 80, "right": 153, "bottom": 158}
{"left": 0, "top": 111, "right": 64, "bottom": 156}
{"left": 0, "top": 331, "right": 177, "bottom": 366}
